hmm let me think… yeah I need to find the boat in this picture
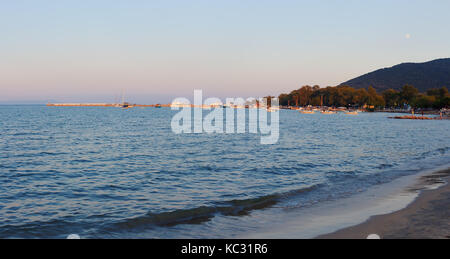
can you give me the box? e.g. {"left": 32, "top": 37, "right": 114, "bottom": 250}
{"left": 121, "top": 102, "right": 134, "bottom": 109}
{"left": 299, "top": 110, "right": 315, "bottom": 114}
{"left": 344, "top": 111, "right": 358, "bottom": 115}
{"left": 119, "top": 90, "right": 134, "bottom": 109}
{"left": 321, "top": 110, "right": 336, "bottom": 114}
{"left": 267, "top": 106, "right": 280, "bottom": 112}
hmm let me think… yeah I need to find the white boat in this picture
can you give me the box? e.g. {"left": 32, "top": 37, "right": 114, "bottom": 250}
{"left": 299, "top": 110, "right": 315, "bottom": 114}
{"left": 344, "top": 111, "right": 359, "bottom": 115}
{"left": 267, "top": 107, "right": 280, "bottom": 112}
{"left": 321, "top": 110, "right": 336, "bottom": 114}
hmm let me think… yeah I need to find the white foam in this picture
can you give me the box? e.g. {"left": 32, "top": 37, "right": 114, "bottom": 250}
{"left": 67, "top": 234, "right": 81, "bottom": 239}
{"left": 240, "top": 165, "right": 450, "bottom": 239}
{"left": 367, "top": 234, "right": 381, "bottom": 239}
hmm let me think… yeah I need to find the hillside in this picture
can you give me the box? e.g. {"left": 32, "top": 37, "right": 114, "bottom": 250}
{"left": 340, "top": 58, "right": 450, "bottom": 92}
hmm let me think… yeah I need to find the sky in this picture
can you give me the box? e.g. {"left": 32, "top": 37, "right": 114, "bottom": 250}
{"left": 1, "top": 0, "right": 450, "bottom": 104}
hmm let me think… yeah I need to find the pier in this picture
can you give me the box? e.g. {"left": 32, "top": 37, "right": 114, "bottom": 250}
{"left": 46, "top": 103, "right": 170, "bottom": 107}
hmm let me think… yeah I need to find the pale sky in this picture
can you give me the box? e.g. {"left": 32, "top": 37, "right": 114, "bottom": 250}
{"left": 1, "top": 0, "right": 449, "bottom": 104}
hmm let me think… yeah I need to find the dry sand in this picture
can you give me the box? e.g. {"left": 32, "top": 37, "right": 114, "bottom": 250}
{"left": 318, "top": 169, "right": 450, "bottom": 239}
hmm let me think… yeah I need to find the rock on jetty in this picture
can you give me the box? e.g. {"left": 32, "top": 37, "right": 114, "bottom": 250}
{"left": 389, "top": 115, "right": 444, "bottom": 120}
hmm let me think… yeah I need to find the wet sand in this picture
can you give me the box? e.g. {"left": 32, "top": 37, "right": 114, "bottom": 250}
{"left": 318, "top": 169, "right": 450, "bottom": 239}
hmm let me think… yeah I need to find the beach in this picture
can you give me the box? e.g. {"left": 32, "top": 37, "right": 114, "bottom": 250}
{"left": 318, "top": 168, "right": 450, "bottom": 239}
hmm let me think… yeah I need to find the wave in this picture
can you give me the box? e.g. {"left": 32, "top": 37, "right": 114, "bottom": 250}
{"left": 417, "top": 146, "right": 450, "bottom": 160}
{"left": 114, "top": 185, "right": 319, "bottom": 229}
{"left": 0, "top": 218, "right": 93, "bottom": 239}
{"left": 10, "top": 132, "right": 40, "bottom": 137}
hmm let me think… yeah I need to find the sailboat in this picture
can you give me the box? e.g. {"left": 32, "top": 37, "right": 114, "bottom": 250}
{"left": 120, "top": 90, "right": 134, "bottom": 109}
{"left": 122, "top": 102, "right": 133, "bottom": 109}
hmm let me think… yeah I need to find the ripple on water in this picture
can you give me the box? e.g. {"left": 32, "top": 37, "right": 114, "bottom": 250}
{"left": 0, "top": 106, "right": 449, "bottom": 238}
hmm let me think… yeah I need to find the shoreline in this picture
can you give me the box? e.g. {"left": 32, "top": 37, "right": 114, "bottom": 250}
{"left": 317, "top": 168, "right": 450, "bottom": 239}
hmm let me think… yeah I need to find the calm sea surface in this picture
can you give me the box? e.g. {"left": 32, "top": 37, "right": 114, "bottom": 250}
{"left": 0, "top": 105, "right": 449, "bottom": 238}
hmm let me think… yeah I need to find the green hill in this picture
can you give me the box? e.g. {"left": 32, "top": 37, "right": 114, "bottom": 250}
{"left": 340, "top": 58, "right": 450, "bottom": 92}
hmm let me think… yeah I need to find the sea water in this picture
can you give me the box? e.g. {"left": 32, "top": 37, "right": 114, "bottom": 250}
{"left": 0, "top": 105, "right": 449, "bottom": 238}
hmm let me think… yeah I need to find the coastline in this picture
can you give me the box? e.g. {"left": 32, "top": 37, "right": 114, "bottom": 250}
{"left": 318, "top": 168, "right": 450, "bottom": 239}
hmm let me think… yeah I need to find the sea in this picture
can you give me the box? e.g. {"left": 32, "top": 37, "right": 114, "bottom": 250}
{"left": 0, "top": 105, "right": 449, "bottom": 238}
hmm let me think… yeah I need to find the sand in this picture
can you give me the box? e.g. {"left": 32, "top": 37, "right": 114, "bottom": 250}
{"left": 318, "top": 169, "right": 450, "bottom": 239}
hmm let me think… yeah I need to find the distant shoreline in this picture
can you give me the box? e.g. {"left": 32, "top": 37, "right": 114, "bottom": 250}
{"left": 318, "top": 168, "right": 450, "bottom": 239}
{"left": 45, "top": 103, "right": 168, "bottom": 107}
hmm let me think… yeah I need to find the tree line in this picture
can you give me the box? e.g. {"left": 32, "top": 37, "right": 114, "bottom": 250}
{"left": 277, "top": 85, "right": 450, "bottom": 109}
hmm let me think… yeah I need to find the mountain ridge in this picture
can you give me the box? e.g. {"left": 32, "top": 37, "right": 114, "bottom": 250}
{"left": 340, "top": 58, "right": 450, "bottom": 92}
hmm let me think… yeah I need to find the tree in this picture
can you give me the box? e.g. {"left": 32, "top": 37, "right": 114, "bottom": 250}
{"left": 442, "top": 95, "right": 450, "bottom": 108}
{"left": 277, "top": 84, "right": 446, "bottom": 109}
{"left": 298, "top": 85, "right": 313, "bottom": 106}
{"left": 278, "top": 94, "right": 290, "bottom": 106}
{"left": 366, "top": 86, "right": 385, "bottom": 107}
{"left": 413, "top": 94, "right": 435, "bottom": 108}
{"left": 289, "top": 89, "right": 300, "bottom": 107}
{"left": 263, "top": 96, "right": 275, "bottom": 107}
{"left": 426, "top": 88, "right": 441, "bottom": 97}
{"left": 354, "top": 88, "right": 369, "bottom": 106}
{"left": 338, "top": 85, "right": 357, "bottom": 107}
{"left": 311, "top": 96, "right": 321, "bottom": 106}
{"left": 439, "top": 87, "right": 449, "bottom": 98}
{"left": 399, "top": 85, "right": 419, "bottom": 105}
{"left": 382, "top": 89, "right": 400, "bottom": 108}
